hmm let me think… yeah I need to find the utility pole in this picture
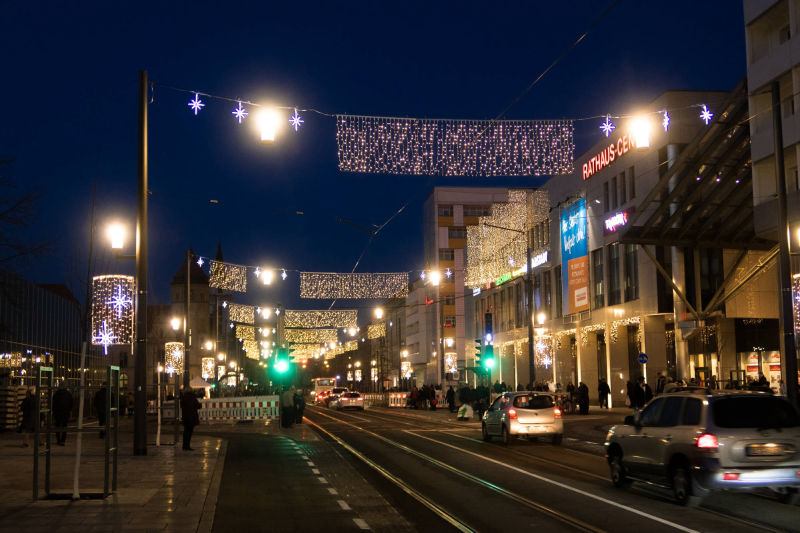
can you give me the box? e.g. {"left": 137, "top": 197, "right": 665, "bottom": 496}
{"left": 184, "top": 249, "right": 191, "bottom": 390}
{"left": 134, "top": 70, "right": 148, "bottom": 456}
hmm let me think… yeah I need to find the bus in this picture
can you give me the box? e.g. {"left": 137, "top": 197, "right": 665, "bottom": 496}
{"left": 311, "top": 377, "right": 337, "bottom": 401}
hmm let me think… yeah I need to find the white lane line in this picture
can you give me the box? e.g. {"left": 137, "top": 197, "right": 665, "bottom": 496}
{"left": 312, "top": 468, "right": 320, "bottom": 474}
{"left": 301, "top": 455, "right": 309, "bottom": 459}
{"left": 353, "top": 518, "right": 370, "bottom": 530}
{"left": 408, "top": 431, "right": 698, "bottom": 533}
{"left": 318, "top": 476, "right": 328, "bottom": 484}
{"left": 328, "top": 488, "right": 338, "bottom": 495}
{"left": 337, "top": 499, "right": 351, "bottom": 510}
{"left": 307, "top": 461, "right": 315, "bottom": 466}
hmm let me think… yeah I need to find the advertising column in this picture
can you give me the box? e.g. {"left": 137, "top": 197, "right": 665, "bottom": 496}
{"left": 560, "top": 198, "right": 590, "bottom": 316}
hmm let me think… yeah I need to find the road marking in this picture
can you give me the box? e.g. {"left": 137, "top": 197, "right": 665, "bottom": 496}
{"left": 337, "top": 499, "right": 351, "bottom": 510}
{"left": 353, "top": 518, "right": 370, "bottom": 530}
{"left": 318, "top": 477, "right": 328, "bottom": 484}
{"left": 307, "top": 461, "right": 315, "bottom": 466}
{"left": 301, "top": 455, "right": 309, "bottom": 459}
{"left": 312, "top": 468, "right": 320, "bottom": 474}
{"left": 305, "top": 416, "right": 475, "bottom": 533}
{"left": 408, "top": 431, "right": 698, "bottom": 533}
{"left": 328, "top": 488, "right": 338, "bottom": 495}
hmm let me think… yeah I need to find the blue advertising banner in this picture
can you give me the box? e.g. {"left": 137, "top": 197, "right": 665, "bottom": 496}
{"left": 560, "top": 198, "right": 589, "bottom": 315}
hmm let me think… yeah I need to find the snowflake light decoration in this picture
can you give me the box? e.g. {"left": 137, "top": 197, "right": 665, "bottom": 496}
{"left": 541, "top": 354, "right": 553, "bottom": 368}
{"left": 197, "top": 257, "right": 204, "bottom": 267}
{"left": 700, "top": 105, "right": 713, "bottom": 125}
{"left": 289, "top": 108, "right": 304, "bottom": 131}
{"left": 600, "top": 115, "right": 615, "bottom": 137}
{"left": 661, "top": 110, "right": 670, "bottom": 132}
{"left": 281, "top": 269, "right": 287, "bottom": 280}
{"left": 108, "top": 285, "right": 133, "bottom": 319}
{"left": 232, "top": 101, "right": 248, "bottom": 123}
{"left": 189, "top": 93, "right": 205, "bottom": 115}
{"left": 93, "top": 321, "right": 117, "bottom": 355}
{"left": 445, "top": 268, "right": 452, "bottom": 279}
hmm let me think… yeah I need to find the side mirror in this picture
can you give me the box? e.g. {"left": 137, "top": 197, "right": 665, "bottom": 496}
{"left": 624, "top": 415, "right": 635, "bottom": 426}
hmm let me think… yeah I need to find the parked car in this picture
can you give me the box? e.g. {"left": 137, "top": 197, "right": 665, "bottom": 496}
{"left": 604, "top": 390, "right": 800, "bottom": 506}
{"left": 331, "top": 391, "right": 364, "bottom": 410}
{"left": 482, "top": 392, "right": 563, "bottom": 445}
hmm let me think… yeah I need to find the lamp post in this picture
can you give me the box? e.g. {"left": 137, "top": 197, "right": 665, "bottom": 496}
{"left": 134, "top": 69, "right": 149, "bottom": 456}
{"left": 482, "top": 222, "right": 536, "bottom": 388}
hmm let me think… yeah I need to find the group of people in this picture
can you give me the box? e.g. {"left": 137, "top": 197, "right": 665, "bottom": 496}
{"left": 18, "top": 383, "right": 76, "bottom": 447}
{"left": 279, "top": 387, "right": 307, "bottom": 428}
{"left": 408, "top": 384, "right": 439, "bottom": 410}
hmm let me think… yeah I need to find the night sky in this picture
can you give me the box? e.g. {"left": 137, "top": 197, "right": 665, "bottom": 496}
{"left": 1, "top": 1, "right": 746, "bottom": 313}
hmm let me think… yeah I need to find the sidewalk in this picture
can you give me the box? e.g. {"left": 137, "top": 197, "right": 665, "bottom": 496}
{"left": 0, "top": 418, "right": 226, "bottom": 533}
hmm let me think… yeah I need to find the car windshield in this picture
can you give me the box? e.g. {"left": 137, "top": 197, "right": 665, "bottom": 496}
{"left": 712, "top": 396, "right": 800, "bottom": 429}
{"left": 513, "top": 395, "right": 554, "bottom": 409}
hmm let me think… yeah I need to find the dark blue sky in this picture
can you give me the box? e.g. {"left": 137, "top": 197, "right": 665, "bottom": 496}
{"left": 1, "top": 0, "right": 745, "bottom": 310}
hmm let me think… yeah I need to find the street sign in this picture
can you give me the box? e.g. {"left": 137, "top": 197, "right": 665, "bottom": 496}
{"left": 638, "top": 353, "right": 648, "bottom": 364}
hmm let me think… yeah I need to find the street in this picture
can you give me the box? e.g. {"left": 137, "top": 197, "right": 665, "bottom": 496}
{"left": 202, "top": 406, "right": 800, "bottom": 532}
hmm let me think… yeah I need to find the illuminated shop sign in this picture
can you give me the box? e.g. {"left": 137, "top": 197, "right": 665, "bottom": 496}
{"left": 603, "top": 208, "right": 634, "bottom": 235}
{"left": 495, "top": 272, "right": 512, "bottom": 286}
{"left": 582, "top": 134, "right": 638, "bottom": 180}
{"left": 531, "top": 251, "right": 549, "bottom": 268}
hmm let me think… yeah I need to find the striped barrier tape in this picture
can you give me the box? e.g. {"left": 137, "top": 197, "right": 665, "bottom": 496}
{"left": 199, "top": 395, "right": 281, "bottom": 421}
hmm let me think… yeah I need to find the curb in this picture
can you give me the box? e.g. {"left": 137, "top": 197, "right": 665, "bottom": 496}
{"left": 197, "top": 439, "right": 227, "bottom": 533}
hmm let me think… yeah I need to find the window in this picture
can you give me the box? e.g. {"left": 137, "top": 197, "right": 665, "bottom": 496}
{"left": 514, "top": 395, "right": 554, "bottom": 408}
{"left": 542, "top": 270, "right": 552, "bottom": 314}
{"left": 682, "top": 398, "right": 702, "bottom": 426}
{"left": 639, "top": 398, "right": 664, "bottom": 427}
{"left": 624, "top": 244, "right": 639, "bottom": 301}
{"left": 448, "top": 227, "right": 467, "bottom": 239}
{"left": 591, "top": 248, "right": 604, "bottom": 309}
{"left": 779, "top": 24, "right": 791, "bottom": 45}
{"left": 611, "top": 176, "right": 618, "bottom": 210}
{"left": 464, "top": 205, "right": 490, "bottom": 217}
{"left": 444, "top": 315, "right": 456, "bottom": 327}
{"left": 603, "top": 182, "right": 609, "bottom": 213}
{"left": 554, "top": 268, "right": 562, "bottom": 318}
{"left": 438, "top": 205, "right": 453, "bottom": 217}
{"left": 439, "top": 248, "right": 454, "bottom": 261}
{"left": 619, "top": 172, "right": 626, "bottom": 204}
{"left": 628, "top": 166, "right": 635, "bottom": 199}
{"left": 658, "top": 397, "right": 683, "bottom": 427}
{"left": 442, "top": 294, "right": 455, "bottom": 305}
{"left": 712, "top": 397, "right": 800, "bottom": 428}
{"left": 607, "top": 243, "right": 621, "bottom": 305}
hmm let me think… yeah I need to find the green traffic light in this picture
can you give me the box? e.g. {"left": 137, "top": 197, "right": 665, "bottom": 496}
{"left": 275, "top": 359, "right": 289, "bottom": 373}
{"left": 483, "top": 357, "right": 495, "bottom": 369}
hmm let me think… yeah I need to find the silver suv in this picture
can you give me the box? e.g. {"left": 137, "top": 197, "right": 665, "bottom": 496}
{"left": 604, "top": 390, "right": 800, "bottom": 506}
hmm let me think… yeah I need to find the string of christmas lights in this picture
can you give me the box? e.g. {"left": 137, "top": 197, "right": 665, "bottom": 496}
{"left": 555, "top": 328, "right": 577, "bottom": 350}
{"left": 793, "top": 277, "right": 800, "bottom": 334}
{"left": 284, "top": 310, "right": 358, "bottom": 329}
{"left": 336, "top": 116, "right": 574, "bottom": 177}
{"left": 228, "top": 303, "right": 255, "bottom": 324}
{"left": 610, "top": 317, "right": 641, "bottom": 345}
{"left": 235, "top": 325, "right": 255, "bottom": 341}
{"left": 243, "top": 340, "right": 260, "bottom": 360}
{"left": 209, "top": 260, "right": 248, "bottom": 293}
{"left": 367, "top": 322, "right": 386, "bottom": 340}
{"left": 284, "top": 328, "right": 338, "bottom": 344}
{"left": 300, "top": 272, "right": 409, "bottom": 299}
{"left": 580, "top": 323, "right": 606, "bottom": 346}
{"left": 201, "top": 357, "right": 215, "bottom": 380}
{"left": 0, "top": 352, "right": 22, "bottom": 368}
{"left": 91, "top": 275, "right": 135, "bottom": 348}
{"left": 165, "top": 342, "right": 184, "bottom": 374}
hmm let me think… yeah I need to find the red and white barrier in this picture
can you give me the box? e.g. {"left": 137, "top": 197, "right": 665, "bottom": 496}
{"left": 199, "top": 395, "right": 280, "bottom": 421}
{"left": 388, "top": 392, "right": 409, "bottom": 407}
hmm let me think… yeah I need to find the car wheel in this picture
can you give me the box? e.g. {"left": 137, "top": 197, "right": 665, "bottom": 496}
{"left": 481, "top": 423, "right": 491, "bottom": 442}
{"left": 671, "top": 465, "right": 702, "bottom": 507}
{"left": 552, "top": 433, "right": 563, "bottom": 446}
{"left": 777, "top": 488, "right": 800, "bottom": 505}
{"left": 501, "top": 425, "right": 510, "bottom": 445}
{"left": 609, "top": 451, "right": 629, "bottom": 488}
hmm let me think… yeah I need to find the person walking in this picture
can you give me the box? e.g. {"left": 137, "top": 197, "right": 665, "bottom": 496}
{"left": 577, "top": 382, "right": 590, "bottom": 415}
{"left": 294, "top": 389, "right": 306, "bottom": 424}
{"left": 445, "top": 386, "right": 456, "bottom": 413}
{"left": 94, "top": 383, "right": 107, "bottom": 438}
{"left": 19, "top": 389, "right": 36, "bottom": 447}
{"left": 429, "top": 386, "right": 437, "bottom": 410}
{"left": 180, "top": 388, "right": 201, "bottom": 451}
{"left": 52, "top": 382, "right": 73, "bottom": 446}
{"left": 598, "top": 378, "right": 610, "bottom": 409}
{"left": 281, "top": 387, "right": 295, "bottom": 428}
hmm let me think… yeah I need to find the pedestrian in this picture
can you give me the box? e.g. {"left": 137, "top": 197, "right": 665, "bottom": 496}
{"left": 180, "top": 388, "right": 201, "bottom": 451}
{"left": 52, "top": 382, "right": 73, "bottom": 446}
{"left": 663, "top": 376, "right": 679, "bottom": 393}
{"left": 281, "top": 387, "right": 295, "bottom": 428}
{"left": 655, "top": 374, "right": 666, "bottom": 395}
{"left": 598, "top": 378, "right": 610, "bottom": 409}
{"left": 625, "top": 379, "right": 635, "bottom": 409}
{"left": 708, "top": 375, "right": 717, "bottom": 391}
{"left": 294, "top": 389, "right": 306, "bottom": 423}
{"left": 410, "top": 386, "right": 418, "bottom": 409}
{"left": 94, "top": 383, "right": 107, "bottom": 438}
{"left": 446, "top": 386, "right": 456, "bottom": 413}
{"left": 577, "top": 381, "right": 589, "bottom": 415}
{"left": 632, "top": 376, "right": 652, "bottom": 411}
{"left": 19, "top": 389, "right": 36, "bottom": 447}
{"left": 429, "top": 386, "right": 437, "bottom": 410}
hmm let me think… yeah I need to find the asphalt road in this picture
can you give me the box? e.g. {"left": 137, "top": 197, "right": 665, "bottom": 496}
{"left": 295, "top": 406, "right": 799, "bottom": 533}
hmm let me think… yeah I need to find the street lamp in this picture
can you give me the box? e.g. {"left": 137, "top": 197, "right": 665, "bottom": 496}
{"left": 170, "top": 317, "right": 181, "bottom": 331}
{"left": 374, "top": 307, "right": 384, "bottom": 319}
{"left": 107, "top": 224, "right": 126, "bottom": 250}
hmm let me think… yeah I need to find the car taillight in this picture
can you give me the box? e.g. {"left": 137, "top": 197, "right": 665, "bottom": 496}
{"left": 554, "top": 408, "right": 562, "bottom": 418}
{"left": 696, "top": 433, "right": 718, "bottom": 449}
{"left": 357, "top": 397, "right": 363, "bottom": 401}
{"left": 722, "top": 473, "right": 739, "bottom": 481}
{"left": 508, "top": 408, "right": 517, "bottom": 419}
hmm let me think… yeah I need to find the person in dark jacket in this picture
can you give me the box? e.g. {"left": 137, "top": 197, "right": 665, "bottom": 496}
{"left": 52, "top": 382, "right": 73, "bottom": 445}
{"left": 19, "top": 389, "right": 36, "bottom": 447}
{"left": 180, "top": 388, "right": 201, "bottom": 451}
{"left": 597, "top": 378, "right": 610, "bottom": 409}
{"left": 445, "top": 386, "right": 456, "bottom": 412}
{"left": 94, "top": 384, "right": 107, "bottom": 438}
{"left": 577, "top": 382, "right": 590, "bottom": 415}
{"left": 294, "top": 389, "right": 306, "bottom": 423}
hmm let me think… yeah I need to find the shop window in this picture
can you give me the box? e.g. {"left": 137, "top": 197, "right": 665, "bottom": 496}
{"left": 591, "top": 248, "right": 604, "bottom": 309}
{"left": 607, "top": 243, "right": 621, "bottom": 305}
{"left": 624, "top": 244, "right": 639, "bottom": 301}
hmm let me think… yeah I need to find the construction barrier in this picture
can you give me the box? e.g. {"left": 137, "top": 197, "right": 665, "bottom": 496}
{"left": 360, "top": 393, "right": 387, "bottom": 408}
{"left": 199, "top": 395, "right": 280, "bottom": 422}
{"left": 388, "top": 392, "right": 409, "bottom": 407}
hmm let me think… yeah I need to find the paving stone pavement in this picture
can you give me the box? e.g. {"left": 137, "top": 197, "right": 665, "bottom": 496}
{"left": 0, "top": 418, "right": 225, "bottom": 533}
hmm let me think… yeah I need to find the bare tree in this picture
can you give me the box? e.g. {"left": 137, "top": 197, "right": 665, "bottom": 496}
{"left": 0, "top": 159, "right": 52, "bottom": 267}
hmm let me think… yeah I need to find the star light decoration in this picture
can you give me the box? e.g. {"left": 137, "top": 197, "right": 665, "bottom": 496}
{"left": 233, "top": 101, "right": 248, "bottom": 123}
{"left": 92, "top": 275, "right": 134, "bottom": 346}
{"left": 108, "top": 285, "right": 133, "bottom": 319}
{"left": 336, "top": 115, "right": 574, "bottom": 176}
{"left": 445, "top": 268, "right": 452, "bottom": 279}
{"left": 300, "top": 272, "right": 409, "bottom": 299}
{"left": 289, "top": 108, "right": 303, "bottom": 131}
{"left": 600, "top": 115, "right": 615, "bottom": 137}
{"left": 93, "top": 321, "right": 117, "bottom": 355}
{"left": 662, "top": 110, "right": 670, "bottom": 132}
{"left": 196, "top": 257, "right": 204, "bottom": 267}
{"left": 189, "top": 93, "right": 205, "bottom": 115}
{"left": 700, "top": 105, "right": 713, "bottom": 125}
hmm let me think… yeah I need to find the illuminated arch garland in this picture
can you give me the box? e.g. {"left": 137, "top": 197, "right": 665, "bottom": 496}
{"left": 228, "top": 303, "right": 255, "bottom": 324}
{"left": 284, "top": 329, "right": 338, "bottom": 344}
{"left": 284, "top": 310, "right": 358, "bottom": 329}
{"left": 209, "top": 260, "right": 247, "bottom": 293}
{"left": 367, "top": 322, "right": 386, "bottom": 340}
{"left": 300, "top": 272, "right": 408, "bottom": 299}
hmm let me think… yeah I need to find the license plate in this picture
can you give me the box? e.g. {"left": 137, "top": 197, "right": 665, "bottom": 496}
{"left": 746, "top": 443, "right": 784, "bottom": 456}
{"left": 528, "top": 425, "right": 549, "bottom": 433}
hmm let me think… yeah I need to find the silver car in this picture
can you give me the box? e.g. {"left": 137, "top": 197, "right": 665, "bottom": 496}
{"left": 482, "top": 392, "right": 564, "bottom": 445}
{"left": 331, "top": 391, "right": 365, "bottom": 410}
{"left": 605, "top": 390, "right": 800, "bottom": 506}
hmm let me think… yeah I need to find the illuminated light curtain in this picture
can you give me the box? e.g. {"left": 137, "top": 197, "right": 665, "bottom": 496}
{"left": 793, "top": 277, "right": 800, "bottom": 334}
{"left": 235, "top": 325, "right": 255, "bottom": 341}
{"left": 217, "top": 365, "right": 226, "bottom": 378}
{"left": 367, "top": 322, "right": 386, "bottom": 340}
{"left": 209, "top": 260, "right": 247, "bottom": 293}
{"left": 165, "top": 342, "right": 184, "bottom": 374}
{"left": 228, "top": 303, "right": 255, "bottom": 324}
{"left": 91, "top": 274, "right": 135, "bottom": 346}
{"left": 284, "top": 310, "right": 358, "bottom": 329}
{"left": 201, "top": 358, "right": 215, "bottom": 379}
{"left": 284, "top": 329, "right": 338, "bottom": 344}
{"left": 300, "top": 272, "right": 408, "bottom": 299}
{"left": 0, "top": 352, "right": 22, "bottom": 367}
{"left": 336, "top": 116, "right": 574, "bottom": 176}
{"left": 243, "top": 340, "right": 259, "bottom": 360}
{"left": 401, "top": 361, "right": 412, "bottom": 378}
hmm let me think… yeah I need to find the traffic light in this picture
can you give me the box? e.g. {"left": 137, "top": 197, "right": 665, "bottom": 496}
{"left": 275, "top": 348, "right": 290, "bottom": 374}
{"left": 483, "top": 344, "right": 495, "bottom": 370}
{"left": 484, "top": 312, "right": 493, "bottom": 343}
{"left": 474, "top": 338, "right": 483, "bottom": 361}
